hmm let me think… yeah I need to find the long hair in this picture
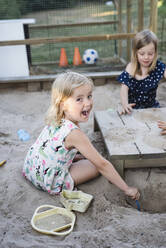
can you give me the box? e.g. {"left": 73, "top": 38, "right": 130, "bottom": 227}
{"left": 45, "top": 71, "right": 94, "bottom": 126}
{"left": 131, "top": 29, "right": 158, "bottom": 77}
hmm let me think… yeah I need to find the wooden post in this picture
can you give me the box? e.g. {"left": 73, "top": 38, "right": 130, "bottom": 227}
{"left": 126, "top": 0, "right": 132, "bottom": 62}
{"left": 138, "top": 0, "right": 144, "bottom": 31}
{"left": 161, "top": 18, "right": 165, "bottom": 55}
{"left": 111, "top": 159, "right": 124, "bottom": 178}
{"left": 117, "top": 0, "right": 122, "bottom": 58}
{"left": 149, "top": 0, "right": 158, "bottom": 33}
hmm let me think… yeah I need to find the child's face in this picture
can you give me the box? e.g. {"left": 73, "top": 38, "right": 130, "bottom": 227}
{"left": 63, "top": 84, "right": 93, "bottom": 125}
{"left": 137, "top": 42, "right": 155, "bottom": 68}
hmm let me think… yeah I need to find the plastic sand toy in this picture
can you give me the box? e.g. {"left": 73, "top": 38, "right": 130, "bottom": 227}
{"left": 0, "top": 160, "right": 6, "bottom": 166}
{"left": 136, "top": 200, "right": 141, "bottom": 211}
{"left": 17, "top": 129, "right": 30, "bottom": 141}
{"left": 60, "top": 190, "right": 93, "bottom": 213}
{"left": 31, "top": 205, "right": 76, "bottom": 236}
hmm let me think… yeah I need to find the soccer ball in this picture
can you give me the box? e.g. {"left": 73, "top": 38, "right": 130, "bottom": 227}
{"left": 83, "top": 49, "right": 98, "bottom": 65}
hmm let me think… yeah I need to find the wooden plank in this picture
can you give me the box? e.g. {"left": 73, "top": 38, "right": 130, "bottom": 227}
{"left": 93, "top": 78, "right": 106, "bottom": 86}
{"left": 130, "top": 108, "right": 166, "bottom": 157}
{"left": 118, "top": 111, "right": 150, "bottom": 157}
{"left": 126, "top": 0, "right": 132, "bottom": 62}
{"left": 124, "top": 157, "right": 166, "bottom": 168}
{"left": 0, "top": 33, "right": 136, "bottom": 47}
{"left": 138, "top": 0, "right": 144, "bottom": 31}
{"left": 132, "top": 108, "right": 166, "bottom": 127}
{"left": 112, "top": 108, "right": 166, "bottom": 157}
{"left": 110, "top": 157, "right": 166, "bottom": 177}
{"left": 30, "top": 21, "right": 118, "bottom": 30}
{"left": 86, "top": 71, "right": 121, "bottom": 79}
{"left": 94, "top": 110, "right": 124, "bottom": 130}
{"left": 42, "top": 82, "right": 52, "bottom": 91}
{"left": 0, "top": 71, "right": 121, "bottom": 84}
{"left": 117, "top": 0, "right": 122, "bottom": 58}
{"left": 27, "top": 82, "right": 41, "bottom": 92}
{"left": 0, "top": 75, "right": 55, "bottom": 83}
{"left": 110, "top": 159, "right": 124, "bottom": 178}
{"left": 149, "top": 0, "right": 158, "bottom": 33}
{"left": 94, "top": 114, "right": 100, "bottom": 132}
{"left": 119, "top": 110, "right": 148, "bottom": 129}
{"left": 94, "top": 110, "right": 139, "bottom": 159}
{"left": 94, "top": 108, "right": 166, "bottom": 160}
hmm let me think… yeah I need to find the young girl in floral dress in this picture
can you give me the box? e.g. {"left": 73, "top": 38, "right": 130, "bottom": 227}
{"left": 23, "top": 71, "right": 140, "bottom": 200}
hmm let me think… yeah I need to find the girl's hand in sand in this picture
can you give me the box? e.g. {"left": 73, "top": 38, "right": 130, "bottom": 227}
{"left": 124, "top": 187, "right": 140, "bottom": 200}
{"left": 157, "top": 120, "right": 166, "bottom": 135}
{"left": 120, "top": 103, "right": 136, "bottom": 115}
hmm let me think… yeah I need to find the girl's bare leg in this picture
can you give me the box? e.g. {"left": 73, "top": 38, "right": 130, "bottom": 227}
{"left": 69, "top": 159, "right": 99, "bottom": 185}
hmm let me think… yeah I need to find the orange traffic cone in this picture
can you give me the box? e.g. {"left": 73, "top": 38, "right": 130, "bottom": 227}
{"left": 73, "top": 47, "right": 82, "bottom": 66}
{"left": 59, "top": 48, "right": 68, "bottom": 67}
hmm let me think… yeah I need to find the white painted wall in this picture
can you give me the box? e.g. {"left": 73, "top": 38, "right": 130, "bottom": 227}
{"left": 0, "top": 19, "right": 35, "bottom": 78}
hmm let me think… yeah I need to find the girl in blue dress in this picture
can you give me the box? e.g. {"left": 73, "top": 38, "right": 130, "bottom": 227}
{"left": 118, "top": 29, "right": 166, "bottom": 115}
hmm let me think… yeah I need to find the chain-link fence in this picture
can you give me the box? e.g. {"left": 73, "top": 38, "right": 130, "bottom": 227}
{"left": 0, "top": 0, "right": 165, "bottom": 74}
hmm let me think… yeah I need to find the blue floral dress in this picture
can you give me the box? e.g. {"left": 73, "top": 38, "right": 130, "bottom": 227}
{"left": 118, "top": 60, "right": 166, "bottom": 109}
{"left": 23, "top": 119, "right": 79, "bottom": 194}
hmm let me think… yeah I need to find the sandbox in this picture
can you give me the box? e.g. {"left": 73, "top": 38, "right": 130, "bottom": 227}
{"left": 0, "top": 82, "right": 166, "bottom": 247}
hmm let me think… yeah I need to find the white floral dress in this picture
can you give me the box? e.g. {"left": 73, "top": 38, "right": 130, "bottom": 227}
{"left": 23, "top": 119, "right": 78, "bottom": 194}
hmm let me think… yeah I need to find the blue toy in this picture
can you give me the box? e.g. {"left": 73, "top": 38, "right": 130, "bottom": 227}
{"left": 17, "top": 129, "right": 30, "bottom": 141}
{"left": 136, "top": 200, "right": 141, "bottom": 211}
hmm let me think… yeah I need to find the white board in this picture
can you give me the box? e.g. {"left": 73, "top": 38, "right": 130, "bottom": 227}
{"left": 0, "top": 19, "right": 35, "bottom": 77}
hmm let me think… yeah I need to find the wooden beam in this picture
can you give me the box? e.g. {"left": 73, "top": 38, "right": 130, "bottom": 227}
{"left": 126, "top": 0, "right": 132, "bottom": 62}
{"left": 30, "top": 21, "right": 119, "bottom": 30}
{"left": 124, "top": 158, "right": 166, "bottom": 168}
{"left": 117, "top": 0, "right": 122, "bottom": 57}
{"left": 138, "top": 0, "right": 144, "bottom": 31}
{"left": 0, "top": 33, "right": 136, "bottom": 47}
{"left": 111, "top": 159, "right": 124, "bottom": 178}
{"left": 0, "top": 71, "right": 122, "bottom": 84}
{"left": 0, "top": 71, "right": 122, "bottom": 91}
{"left": 149, "top": 0, "right": 158, "bottom": 33}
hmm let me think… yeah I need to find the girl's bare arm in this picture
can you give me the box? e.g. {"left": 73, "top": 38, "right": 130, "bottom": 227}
{"left": 66, "top": 129, "right": 140, "bottom": 200}
{"left": 120, "top": 84, "right": 135, "bottom": 115}
{"left": 164, "top": 68, "right": 166, "bottom": 79}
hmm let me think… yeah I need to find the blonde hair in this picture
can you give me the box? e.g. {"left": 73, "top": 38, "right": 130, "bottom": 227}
{"left": 45, "top": 71, "right": 94, "bottom": 126}
{"left": 131, "top": 29, "right": 158, "bottom": 77}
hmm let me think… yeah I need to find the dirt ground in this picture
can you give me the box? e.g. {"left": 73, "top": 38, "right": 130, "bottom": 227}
{"left": 0, "top": 80, "right": 166, "bottom": 248}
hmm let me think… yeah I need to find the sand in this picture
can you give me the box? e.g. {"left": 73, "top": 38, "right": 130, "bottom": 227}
{"left": 0, "top": 81, "right": 166, "bottom": 248}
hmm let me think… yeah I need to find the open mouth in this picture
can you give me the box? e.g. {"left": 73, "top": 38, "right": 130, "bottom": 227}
{"left": 82, "top": 110, "right": 89, "bottom": 117}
